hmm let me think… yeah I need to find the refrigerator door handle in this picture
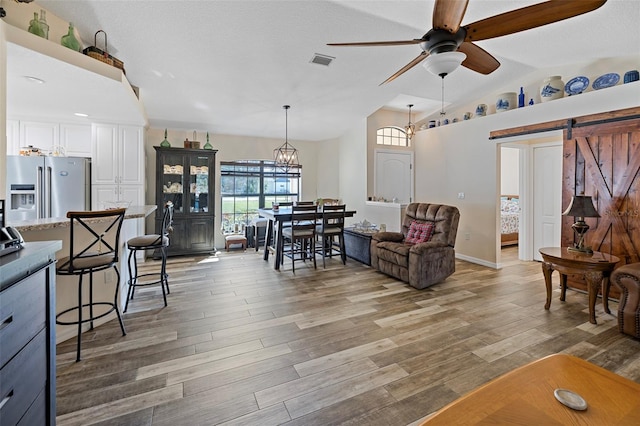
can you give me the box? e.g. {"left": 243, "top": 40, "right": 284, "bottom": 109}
{"left": 36, "top": 166, "right": 43, "bottom": 219}
{"left": 45, "top": 166, "right": 52, "bottom": 218}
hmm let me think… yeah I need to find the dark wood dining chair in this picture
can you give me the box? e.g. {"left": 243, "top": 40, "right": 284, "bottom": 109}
{"left": 55, "top": 208, "right": 127, "bottom": 362}
{"left": 315, "top": 204, "right": 347, "bottom": 268}
{"left": 281, "top": 204, "right": 318, "bottom": 272}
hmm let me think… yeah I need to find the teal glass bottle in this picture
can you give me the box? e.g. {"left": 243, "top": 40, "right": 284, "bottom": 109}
{"left": 39, "top": 10, "right": 49, "bottom": 40}
{"left": 160, "top": 129, "right": 171, "bottom": 147}
{"left": 203, "top": 132, "right": 213, "bottom": 150}
{"left": 61, "top": 23, "right": 81, "bottom": 52}
{"left": 28, "top": 12, "right": 45, "bottom": 38}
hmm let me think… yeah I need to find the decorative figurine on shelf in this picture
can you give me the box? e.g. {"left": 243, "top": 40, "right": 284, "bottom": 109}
{"left": 61, "top": 22, "right": 81, "bottom": 52}
{"left": 529, "top": 98, "right": 535, "bottom": 106}
{"left": 203, "top": 132, "right": 213, "bottom": 150}
{"left": 160, "top": 129, "right": 171, "bottom": 147}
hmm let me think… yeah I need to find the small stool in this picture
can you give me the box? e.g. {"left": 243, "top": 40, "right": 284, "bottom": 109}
{"left": 225, "top": 234, "right": 247, "bottom": 251}
{"left": 252, "top": 218, "right": 269, "bottom": 251}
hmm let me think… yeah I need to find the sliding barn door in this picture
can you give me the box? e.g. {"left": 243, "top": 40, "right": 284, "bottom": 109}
{"left": 563, "top": 114, "right": 640, "bottom": 293}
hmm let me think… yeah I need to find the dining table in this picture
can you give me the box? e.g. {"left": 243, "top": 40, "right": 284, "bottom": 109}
{"left": 257, "top": 206, "right": 357, "bottom": 270}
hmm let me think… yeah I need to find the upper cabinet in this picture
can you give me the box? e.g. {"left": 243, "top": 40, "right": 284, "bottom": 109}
{"left": 91, "top": 124, "right": 144, "bottom": 186}
{"left": 7, "top": 120, "right": 92, "bottom": 157}
{"left": 91, "top": 123, "right": 145, "bottom": 209}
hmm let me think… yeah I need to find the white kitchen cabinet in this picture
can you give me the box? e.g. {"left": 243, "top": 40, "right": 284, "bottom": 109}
{"left": 91, "top": 123, "right": 145, "bottom": 209}
{"left": 60, "top": 124, "right": 91, "bottom": 157}
{"left": 92, "top": 184, "right": 144, "bottom": 210}
{"left": 20, "top": 121, "right": 59, "bottom": 153}
{"left": 6, "top": 119, "right": 20, "bottom": 155}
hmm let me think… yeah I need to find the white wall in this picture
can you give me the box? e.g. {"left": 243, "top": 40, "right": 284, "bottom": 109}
{"left": 0, "top": 22, "right": 6, "bottom": 201}
{"left": 501, "top": 147, "right": 519, "bottom": 196}
{"left": 415, "top": 82, "right": 640, "bottom": 267}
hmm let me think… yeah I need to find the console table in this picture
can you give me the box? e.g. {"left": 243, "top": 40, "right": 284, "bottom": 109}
{"left": 539, "top": 247, "right": 620, "bottom": 324}
{"left": 343, "top": 227, "right": 376, "bottom": 265}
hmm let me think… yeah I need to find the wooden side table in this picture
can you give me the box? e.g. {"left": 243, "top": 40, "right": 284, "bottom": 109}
{"left": 539, "top": 247, "right": 620, "bottom": 324}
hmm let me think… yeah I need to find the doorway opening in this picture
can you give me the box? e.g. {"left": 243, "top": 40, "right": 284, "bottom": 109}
{"left": 498, "top": 132, "right": 563, "bottom": 265}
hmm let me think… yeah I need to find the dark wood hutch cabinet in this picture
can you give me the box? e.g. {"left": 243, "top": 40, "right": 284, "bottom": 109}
{"left": 154, "top": 146, "right": 217, "bottom": 256}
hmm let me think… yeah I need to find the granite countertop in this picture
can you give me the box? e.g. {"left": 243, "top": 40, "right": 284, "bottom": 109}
{"left": 0, "top": 240, "right": 62, "bottom": 291}
{"left": 11, "top": 205, "right": 157, "bottom": 232}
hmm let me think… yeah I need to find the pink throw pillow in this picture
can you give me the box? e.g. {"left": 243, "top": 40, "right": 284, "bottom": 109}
{"left": 405, "top": 221, "right": 435, "bottom": 244}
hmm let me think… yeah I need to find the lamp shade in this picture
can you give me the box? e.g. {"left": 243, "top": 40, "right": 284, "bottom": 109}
{"left": 422, "top": 51, "right": 466, "bottom": 77}
{"left": 562, "top": 195, "right": 600, "bottom": 218}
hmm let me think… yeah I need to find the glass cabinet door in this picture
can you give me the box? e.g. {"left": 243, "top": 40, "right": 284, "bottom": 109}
{"left": 189, "top": 155, "right": 210, "bottom": 213}
{"left": 161, "top": 152, "right": 185, "bottom": 213}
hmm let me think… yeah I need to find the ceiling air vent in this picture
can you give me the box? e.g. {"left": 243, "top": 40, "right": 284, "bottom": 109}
{"left": 310, "top": 53, "right": 335, "bottom": 66}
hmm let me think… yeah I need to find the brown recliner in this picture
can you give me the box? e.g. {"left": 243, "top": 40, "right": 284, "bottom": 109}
{"left": 611, "top": 263, "right": 640, "bottom": 339}
{"left": 370, "top": 203, "right": 460, "bottom": 289}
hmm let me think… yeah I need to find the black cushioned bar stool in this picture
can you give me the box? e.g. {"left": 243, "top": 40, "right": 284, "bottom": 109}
{"left": 124, "top": 201, "right": 174, "bottom": 312}
{"left": 56, "top": 208, "right": 127, "bottom": 362}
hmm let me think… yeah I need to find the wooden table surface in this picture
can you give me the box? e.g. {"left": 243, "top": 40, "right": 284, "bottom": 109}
{"left": 539, "top": 247, "right": 620, "bottom": 324}
{"left": 421, "top": 354, "right": 640, "bottom": 425}
{"left": 257, "top": 207, "right": 356, "bottom": 270}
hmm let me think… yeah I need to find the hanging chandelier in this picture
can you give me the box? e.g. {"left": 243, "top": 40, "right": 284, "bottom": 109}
{"left": 273, "top": 105, "right": 299, "bottom": 171}
{"left": 405, "top": 104, "right": 415, "bottom": 141}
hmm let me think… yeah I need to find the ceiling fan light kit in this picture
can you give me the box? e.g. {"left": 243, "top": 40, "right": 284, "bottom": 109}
{"left": 422, "top": 51, "right": 466, "bottom": 77}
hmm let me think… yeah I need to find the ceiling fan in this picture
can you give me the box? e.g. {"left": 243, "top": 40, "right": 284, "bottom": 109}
{"left": 328, "top": 0, "right": 607, "bottom": 85}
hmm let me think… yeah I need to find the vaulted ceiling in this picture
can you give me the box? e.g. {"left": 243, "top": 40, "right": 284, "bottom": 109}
{"left": 15, "top": 1, "right": 640, "bottom": 140}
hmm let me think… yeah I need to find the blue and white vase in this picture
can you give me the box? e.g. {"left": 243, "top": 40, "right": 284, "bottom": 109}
{"left": 540, "top": 76, "right": 564, "bottom": 102}
{"left": 496, "top": 92, "right": 516, "bottom": 113}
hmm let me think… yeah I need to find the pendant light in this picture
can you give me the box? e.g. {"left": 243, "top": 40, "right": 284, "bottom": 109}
{"left": 273, "top": 105, "right": 299, "bottom": 171}
{"left": 405, "top": 104, "right": 415, "bottom": 141}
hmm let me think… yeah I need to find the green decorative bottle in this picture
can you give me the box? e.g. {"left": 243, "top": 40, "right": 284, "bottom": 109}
{"left": 61, "top": 23, "right": 81, "bottom": 52}
{"left": 160, "top": 129, "right": 171, "bottom": 147}
{"left": 28, "top": 12, "right": 45, "bottom": 38}
{"left": 203, "top": 132, "right": 213, "bottom": 150}
{"left": 39, "top": 10, "right": 49, "bottom": 40}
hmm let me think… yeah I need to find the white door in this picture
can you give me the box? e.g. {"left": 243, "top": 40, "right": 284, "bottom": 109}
{"left": 533, "top": 145, "right": 562, "bottom": 261}
{"left": 375, "top": 150, "right": 413, "bottom": 203}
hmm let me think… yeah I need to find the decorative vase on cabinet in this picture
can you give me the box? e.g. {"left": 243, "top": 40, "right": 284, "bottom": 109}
{"left": 154, "top": 146, "right": 217, "bottom": 257}
{"left": 540, "top": 76, "right": 564, "bottom": 102}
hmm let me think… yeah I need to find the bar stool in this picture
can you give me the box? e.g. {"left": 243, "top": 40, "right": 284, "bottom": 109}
{"left": 281, "top": 204, "right": 318, "bottom": 272}
{"left": 56, "top": 208, "right": 127, "bottom": 362}
{"left": 124, "top": 201, "right": 174, "bottom": 312}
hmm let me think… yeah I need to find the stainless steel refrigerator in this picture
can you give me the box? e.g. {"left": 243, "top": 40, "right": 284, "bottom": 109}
{"left": 5, "top": 156, "right": 91, "bottom": 223}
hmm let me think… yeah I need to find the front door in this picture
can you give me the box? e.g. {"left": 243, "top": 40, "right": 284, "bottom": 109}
{"left": 374, "top": 150, "right": 413, "bottom": 203}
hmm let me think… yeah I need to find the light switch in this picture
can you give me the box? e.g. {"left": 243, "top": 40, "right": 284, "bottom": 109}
{"left": 458, "top": 192, "right": 465, "bottom": 199}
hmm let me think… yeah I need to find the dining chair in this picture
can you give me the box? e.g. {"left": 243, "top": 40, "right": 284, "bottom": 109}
{"left": 55, "top": 208, "right": 127, "bottom": 362}
{"left": 281, "top": 204, "right": 318, "bottom": 272}
{"left": 315, "top": 204, "right": 347, "bottom": 268}
{"left": 124, "top": 201, "right": 174, "bottom": 312}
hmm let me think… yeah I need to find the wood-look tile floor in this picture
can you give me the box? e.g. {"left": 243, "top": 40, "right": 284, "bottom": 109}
{"left": 55, "top": 247, "right": 640, "bottom": 425}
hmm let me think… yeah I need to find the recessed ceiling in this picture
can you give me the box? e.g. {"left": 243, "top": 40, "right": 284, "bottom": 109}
{"left": 10, "top": 0, "right": 640, "bottom": 140}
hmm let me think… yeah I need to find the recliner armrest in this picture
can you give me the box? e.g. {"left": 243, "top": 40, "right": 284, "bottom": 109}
{"left": 409, "top": 241, "right": 450, "bottom": 255}
{"left": 372, "top": 231, "right": 404, "bottom": 243}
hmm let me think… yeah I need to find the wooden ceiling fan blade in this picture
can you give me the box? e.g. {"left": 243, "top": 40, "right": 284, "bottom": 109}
{"left": 380, "top": 52, "right": 428, "bottom": 85}
{"left": 464, "top": 0, "right": 607, "bottom": 42}
{"left": 327, "top": 39, "right": 422, "bottom": 47}
{"left": 433, "top": 0, "right": 469, "bottom": 33}
{"left": 458, "top": 42, "right": 500, "bottom": 75}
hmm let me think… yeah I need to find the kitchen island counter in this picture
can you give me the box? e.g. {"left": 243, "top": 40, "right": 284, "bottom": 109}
{"left": 10, "top": 205, "right": 156, "bottom": 232}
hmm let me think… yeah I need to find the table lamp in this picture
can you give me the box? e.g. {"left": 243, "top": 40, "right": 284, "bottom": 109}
{"left": 562, "top": 194, "right": 600, "bottom": 253}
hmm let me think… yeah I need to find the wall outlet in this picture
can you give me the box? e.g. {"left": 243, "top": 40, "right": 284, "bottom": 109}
{"left": 458, "top": 192, "right": 465, "bottom": 199}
